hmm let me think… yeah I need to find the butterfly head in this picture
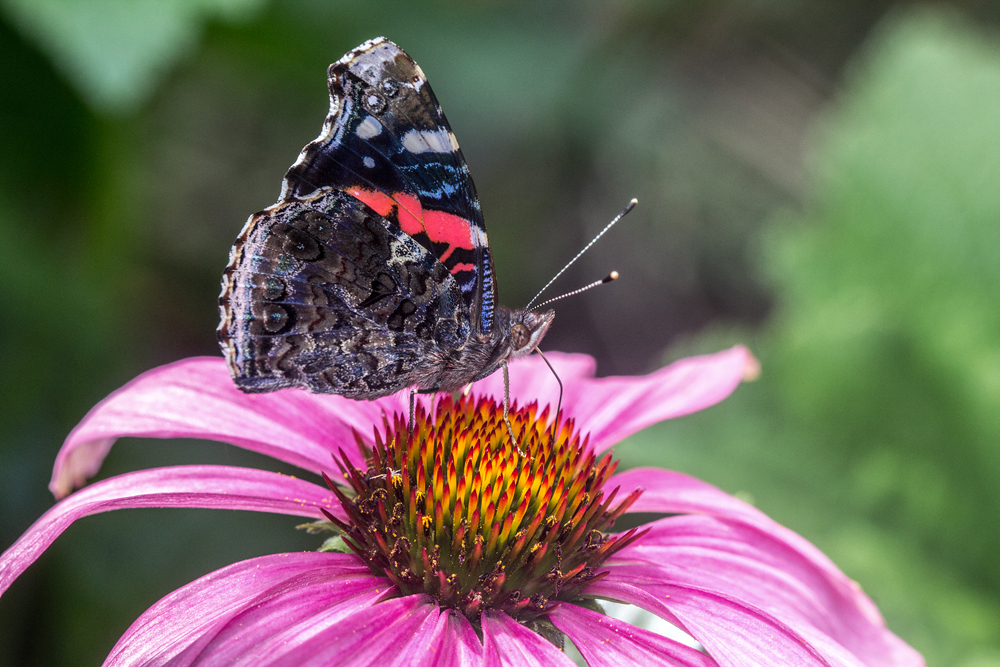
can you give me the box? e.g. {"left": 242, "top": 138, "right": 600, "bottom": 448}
{"left": 506, "top": 308, "right": 555, "bottom": 360}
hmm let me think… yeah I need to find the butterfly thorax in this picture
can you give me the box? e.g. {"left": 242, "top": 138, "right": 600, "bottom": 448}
{"left": 410, "top": 306, "right": 554, "bottom": 393}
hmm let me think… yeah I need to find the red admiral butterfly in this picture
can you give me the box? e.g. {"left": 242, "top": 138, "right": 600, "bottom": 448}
{"left": 218, "top": 38, "right": 554, "bottom": 401}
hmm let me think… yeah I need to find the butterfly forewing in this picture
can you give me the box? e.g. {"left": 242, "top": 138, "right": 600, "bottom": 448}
{"left": 282, "top": 38, "right": 498, "bottom": 336}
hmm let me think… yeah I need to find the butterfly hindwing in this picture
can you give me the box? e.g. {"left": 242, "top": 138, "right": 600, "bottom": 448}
{"left": 282, "top": 37, "right": 498, "bottom": 337}
{"left": 219, "top": 189, "right": 470, "bottom": 398}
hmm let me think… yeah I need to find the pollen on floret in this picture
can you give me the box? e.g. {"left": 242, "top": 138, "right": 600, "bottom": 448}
{"left": 321, "top": 393, "right": 644, "bottom": 623}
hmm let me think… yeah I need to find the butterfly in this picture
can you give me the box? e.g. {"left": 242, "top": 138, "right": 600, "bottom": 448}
{"left": 218, "top": 37, "right": 555, "bottom": 403}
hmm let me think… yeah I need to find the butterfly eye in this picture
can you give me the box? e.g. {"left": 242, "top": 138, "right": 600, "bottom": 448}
{"left": 511, "top": 323, "right": 530, "bottom": 350}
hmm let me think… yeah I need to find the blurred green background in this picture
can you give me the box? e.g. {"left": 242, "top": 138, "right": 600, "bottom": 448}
{"left": 1, "top": 1, "right": 998, "bottom": 665}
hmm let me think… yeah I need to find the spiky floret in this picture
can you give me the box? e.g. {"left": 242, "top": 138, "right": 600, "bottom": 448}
{"left": 322, "top": 394, "right": 644, "bottom": 623}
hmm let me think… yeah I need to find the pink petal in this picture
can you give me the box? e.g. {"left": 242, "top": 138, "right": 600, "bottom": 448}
{"left": 1, "top": 465, "right": 339, "bottom": 597}
{"left": 587, "top": 579, "right": 848, "bottom": 667}
{"left": 266, "top": 605, "right": 480, "bottom": 667}
{"left": 472, "top": 348, "right": 751, "bottom": 453}
{"left": 229, "top": 598, "right": 445, "bottom": 667}
{"left": 610, "top": 469, "right": 888, "bottom": 626}
{"left": 570, "top": 346, "right": 753, "bottom": 453}
{"left": 481, "top": 610, "right": 576, "bottom": 667}
{"left": 438, "top": 609, "right": 486, "bottom": 665}
{"left": 549, "top": 602, "right": 718, "bottom": 667}
{"left": 50, "top": 357, "right": 404, "bottom": 498}
{"left": 105, "top": 552, "right": 388, "bottom": 666}
{"left": 260, "top": 595, "right": 446, "bottom": 666}
{"left": 604, "top": 470, "right": 923, "bottom": 666}
{"left": 606, "top": 515, "right": 921, "bottom": 667}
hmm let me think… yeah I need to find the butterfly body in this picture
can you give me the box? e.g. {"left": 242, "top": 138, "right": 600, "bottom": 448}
{"left": 218, "top": 38, "right": 553, "bottom": 398}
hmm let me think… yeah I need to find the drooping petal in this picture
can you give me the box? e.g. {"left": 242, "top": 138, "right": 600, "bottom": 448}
{"left": 605, "top": 469, "right": 924, "bottom": 667}
{"left": 1, "top": 465, "right": 339, "bottom": 597}
{"left": 549, "top": 602, "right": 718, "bottom": 667}
{"left": 587, "top": 579, "right": 851, "bottom": 667}
{"left": 105, "top": 552, "right": 389, "bottom": 666}
{"left": 481, "top": 610, "right": 576, "bottom": 667}
{"left": 606, "top": 515, "right": 922, "bottom": 667}
{"left": 49, "top": 357, "right": 398, "bottom": 498}
{"left": 610, "top": 469, "right": 887, "bottom": 624}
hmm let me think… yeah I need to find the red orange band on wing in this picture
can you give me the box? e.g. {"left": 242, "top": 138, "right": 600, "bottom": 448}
{"left": 347, "top": 186, "right": 477, "bottom": 265}
{"left": 347, "top": 187, "right": 395, "bottom": 217}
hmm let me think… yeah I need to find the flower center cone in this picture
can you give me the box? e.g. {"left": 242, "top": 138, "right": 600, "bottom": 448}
{"left": 322, "top": 394, "right": 645, "bottom": 622}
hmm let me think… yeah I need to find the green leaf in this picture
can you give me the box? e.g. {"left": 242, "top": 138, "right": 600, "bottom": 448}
{"left": 318, "top": 536, "right": 354, "bottom": 554}
{"left": 1, "top": 0, "right": 266, "bottom": 114}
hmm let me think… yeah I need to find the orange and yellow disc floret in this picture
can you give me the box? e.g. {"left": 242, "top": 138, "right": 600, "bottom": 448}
{"left": 322, "top": 394, "right": 644, "bottom": 623}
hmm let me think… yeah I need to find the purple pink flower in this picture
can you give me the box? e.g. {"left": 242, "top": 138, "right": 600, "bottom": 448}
{"left": 0, "top": 347, "right": 922, "bottom": 666}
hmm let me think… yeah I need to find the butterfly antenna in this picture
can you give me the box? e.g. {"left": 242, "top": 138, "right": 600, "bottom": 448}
{"left": 530, "top": 272, "right": 618, "bottom": 311}
{"left": 525, "top": 198, "right": 637, "bottom": 310}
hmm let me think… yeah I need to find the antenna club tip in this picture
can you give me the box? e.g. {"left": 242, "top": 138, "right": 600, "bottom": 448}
{"left": 629, "top": 198, "right": 638, "bottom": 206}
{"left": 608, "top": 270, "right": 619, "bottom": 281}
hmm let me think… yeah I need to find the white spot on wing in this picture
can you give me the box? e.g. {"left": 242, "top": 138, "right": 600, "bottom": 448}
{"left": 356, "top": 115, "right": 382, "bottom": 139}
{"left": 402, "top": 128, "right": 460, "bottom": 154}
{"left": 363, "top": 156, "right": 375, "bottom": 168}
{"left": 412, "top": 64, "right": 427, "bottom": 90}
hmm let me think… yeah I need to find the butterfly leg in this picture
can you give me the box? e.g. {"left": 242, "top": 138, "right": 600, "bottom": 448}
{"left": 408, "top": 389, "right": 417, "bottom": 439}
{"left": 408, "top": 387, "right": 439, "bottom": 439}
{"left": 501, "top": 361, "right": 526, "bottom": 457}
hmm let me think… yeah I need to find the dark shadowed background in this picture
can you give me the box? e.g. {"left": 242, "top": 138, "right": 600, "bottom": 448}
{"left": 1, "top": 2, "right": 999, "bottom": 665}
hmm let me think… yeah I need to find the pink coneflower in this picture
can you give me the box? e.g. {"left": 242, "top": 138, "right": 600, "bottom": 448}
{"left": 0, "top": 347, "right": 922, "bottom": 666}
